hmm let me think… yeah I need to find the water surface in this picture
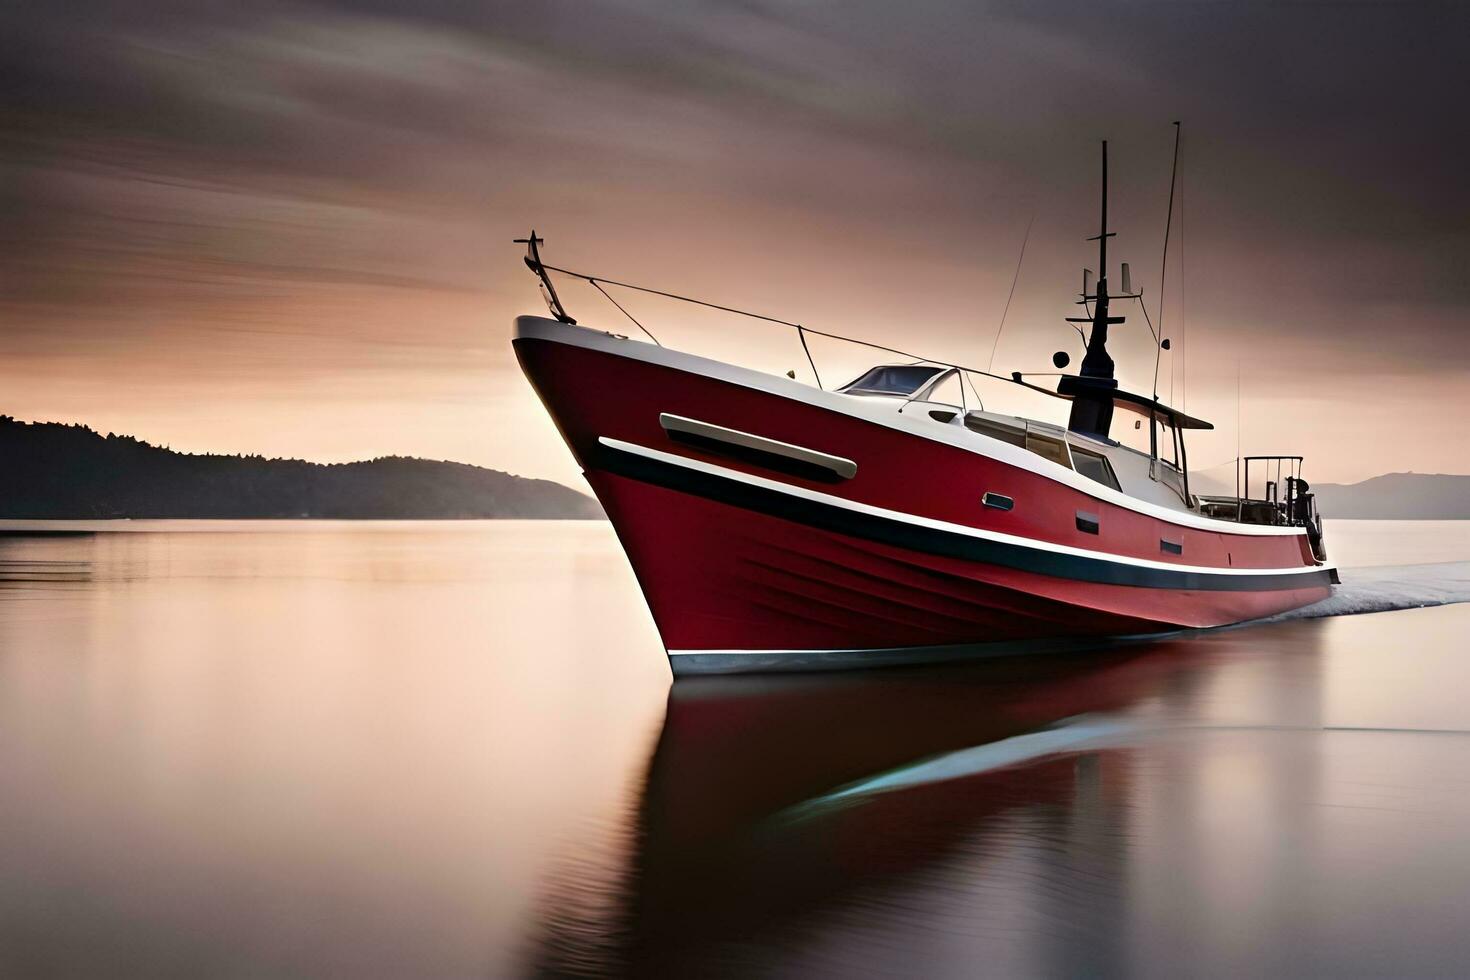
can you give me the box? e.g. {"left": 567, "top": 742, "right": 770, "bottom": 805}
{"left": 1, "top": 519, "right": 1468, "bottom": 977}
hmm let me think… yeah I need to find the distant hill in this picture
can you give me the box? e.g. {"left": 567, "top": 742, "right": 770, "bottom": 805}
{"left": 0, "top": 415, "right": 602, "bottom": 520}
{"left": 1314, "top": 473, "right": 1470, "bottom": 520}
{"left": 1177, "top": 469, "right": 1467, "bottom": 520}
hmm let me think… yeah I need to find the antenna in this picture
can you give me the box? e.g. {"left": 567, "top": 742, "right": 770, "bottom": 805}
{"left": 1098, "top": 140, "right": 1109, "bottom": 277}
{"left": 1153, "top": 121, "right": 1181, "bottom": 403}
{"left": 986, "top": 213, "right": 1035, "bottom": 373}
{"left": 1066, "top": 140, "right": 1126, "bottom": 441}
{"left": 1077, "top": 140, "right": 1122, "bottom": 381}
{"left": 1179, "top": 147, "right": 1187, "bottom": 413}
{"left": 1121, "top": 262, "right": 1132, "bottom": 295}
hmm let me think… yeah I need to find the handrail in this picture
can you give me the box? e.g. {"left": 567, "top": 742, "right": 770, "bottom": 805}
{"left": 1238, "top": 455, "right": 1310, "bottom": 527}
{"left": 538, "top": 261, "right": 803, "bottom": 328}
{"left": 532, "top": 257, "right": 1023, "bottom": 394}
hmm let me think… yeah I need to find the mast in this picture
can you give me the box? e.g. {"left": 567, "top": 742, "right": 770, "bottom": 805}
{"left": 1067, "top": 141, "right": 1124, "bottom": 439}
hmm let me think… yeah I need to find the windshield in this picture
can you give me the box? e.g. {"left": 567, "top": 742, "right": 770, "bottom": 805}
{"left": 841, "top": 365, "right": 946, "bottom": 396}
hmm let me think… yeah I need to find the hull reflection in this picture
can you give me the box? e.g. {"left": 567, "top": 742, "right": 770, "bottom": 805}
{"left": 532, "top": 640, "right": 1266, "bottom": 976}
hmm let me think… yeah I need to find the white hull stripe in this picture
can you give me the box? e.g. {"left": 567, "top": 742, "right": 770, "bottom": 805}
{"left": 597, "top": 436, "right": 1335, "bottom": 589}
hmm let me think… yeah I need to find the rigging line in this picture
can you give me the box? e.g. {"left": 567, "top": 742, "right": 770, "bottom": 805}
{"left": 589, "top": 279, "right": 661, "bottom": 347}
{"left": 796, "top": 327, "right": 1016, "bottom": 385}
{"left": 1137, "top": 298, "right": 1160, "bottom": 348}
{"left": 987, "top": 214, "right": 1036, "bottom": 373}
{"left": 1155, "top": 121, "right": 1181, "bottom": 402}
{"left": 1070, "top": 301, "right": 1091, "bottom": 348}
{"left": 1179, "top": 155, "right": 1187, "bottom": 413}
{"left": 539, "top": 262, "right": 802, "bottom": 328}
{"left": 542, "top": 260, "right": 1022, "bottom": 387}
{"left": 1236, "top": 360, "right": 1242, "bottom": 508}
{"left": 796, "top": 326, "right": 824, "bottom": 390}
{"left": 1169, "top": 348, "right": 1175, "bottom": 407}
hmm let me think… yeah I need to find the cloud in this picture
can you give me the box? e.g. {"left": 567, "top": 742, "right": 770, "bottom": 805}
{"left": 1, "top": 0, "right": 1466, "bottom": 483}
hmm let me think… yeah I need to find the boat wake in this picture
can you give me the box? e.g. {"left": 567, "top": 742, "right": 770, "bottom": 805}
{"left": 770, "top": 565, "right": 1470, "bottom": 818}
{"left": 777, "top": 716, "right": 1134, "bottom": 819}
{"left": 1263, "top": 561, "right": 1470, "bottom": 623}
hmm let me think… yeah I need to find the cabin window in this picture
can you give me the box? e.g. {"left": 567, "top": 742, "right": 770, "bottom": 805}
{"left": 1158, "top": 459, "right": 1186, "bottom": 498}
{"left": 1025, "top": 431, "right": 1071, "bottom": 470}
{"left": 964, "top": 415, "right": 1026, "bottom": 448}
{"left": 965, "top": 415, "right": 1076, "bottom": 471}
{"left": 841, "top": 365, "right": 947, "bottom": 396}
{"left": 1071, "top": 447, "right": 1120, "bottom": 491}
{"left": 1159, "top": 418, "right": 1180, "bottom": 468}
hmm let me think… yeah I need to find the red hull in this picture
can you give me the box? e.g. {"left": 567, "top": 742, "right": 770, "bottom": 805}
{"left": 514, "top": 318, "right": 1332, "bottom": 673}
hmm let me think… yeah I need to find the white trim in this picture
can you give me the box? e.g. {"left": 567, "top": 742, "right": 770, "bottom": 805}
{"left": 518, "top": 316, "right": 1304, "bottom": 537}
{"left": 599, "top": 437, "right": 1333, "bottom": 579}
{"left": 658, "top": 413, "right": 857, "bottom": 479}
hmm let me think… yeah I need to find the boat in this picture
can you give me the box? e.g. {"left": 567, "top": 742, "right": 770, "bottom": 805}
{"left": 512, "top": 140, "right": 1335, "bottom": 675}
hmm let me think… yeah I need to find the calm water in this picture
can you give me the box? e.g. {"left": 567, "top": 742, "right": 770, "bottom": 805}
{"left": 2, "top": 519, "right": 1469, "bottom": 977}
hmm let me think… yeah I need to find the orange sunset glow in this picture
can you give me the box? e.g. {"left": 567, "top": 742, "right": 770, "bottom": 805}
{"left": 4, "top": 2, "right": 1466, "bottom": 489}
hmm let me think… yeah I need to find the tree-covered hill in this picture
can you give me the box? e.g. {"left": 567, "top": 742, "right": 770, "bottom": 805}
{"left": 0, "top": 415, "right": 602, "bottom": 519}
{"left": 1314, "top": 473, "right": 1470, "bottom": 520}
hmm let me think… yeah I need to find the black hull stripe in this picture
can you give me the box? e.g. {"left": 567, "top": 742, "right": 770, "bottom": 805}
{"left": 594, "top": 442, "right": 1333, "bottom": 593}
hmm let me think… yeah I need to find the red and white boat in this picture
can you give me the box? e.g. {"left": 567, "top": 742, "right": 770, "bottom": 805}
{"left": 513, "top": 144, "right": 1334, "bottom": 675}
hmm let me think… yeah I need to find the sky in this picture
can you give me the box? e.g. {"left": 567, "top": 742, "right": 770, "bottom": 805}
{"left": 3, "top": 0, "right": 1467, "bottom": 489}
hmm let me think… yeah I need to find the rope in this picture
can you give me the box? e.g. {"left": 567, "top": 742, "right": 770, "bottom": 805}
{"left": 987, "top": 214, "right": 1035, "bottom": 373}
{"left": 1156, "top": 121, "right": 1181, "bottom": 402}
{"left": 794, "top": 327, "right": 1015, "bottom": 385}
{"left": 540, "top": 262, "right": 801, "bottom": 328}
{"left": 796, "top": 326, "right": 823, "bottom": 390}
{"left": 1179, "top": 160, "right": 1187, "bottom": 412}
{"left": 1138, "top": 297, "right": 1162, "bottom": 350}
{"left": 589, "top": 279, "right": 660, "bottom": 347}
{"left": 538, "top": 262, "right": 1019, "bottom": 387}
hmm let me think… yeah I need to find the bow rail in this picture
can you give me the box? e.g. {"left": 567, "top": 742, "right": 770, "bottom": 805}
{"left": 516, "top": 231, "right": 1032, "bottom": 404}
